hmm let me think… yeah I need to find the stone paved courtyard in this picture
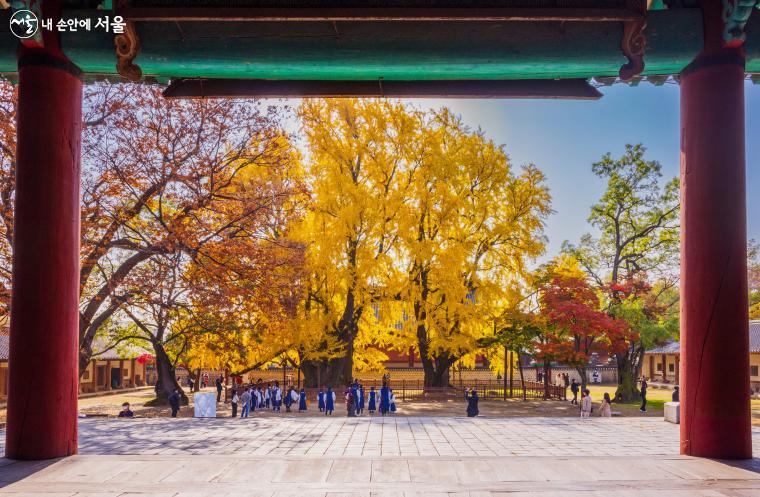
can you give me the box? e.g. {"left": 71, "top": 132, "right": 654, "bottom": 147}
{"left": 1, "top": 417, "right": 759, "bottom": 496}
{"left": 50, "top": 417, "right": 686, "bottom": 457}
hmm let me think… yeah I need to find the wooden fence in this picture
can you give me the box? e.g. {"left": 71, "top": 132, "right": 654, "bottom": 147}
{"left": 224, "top": 379, "right": 565, "bottom": 403}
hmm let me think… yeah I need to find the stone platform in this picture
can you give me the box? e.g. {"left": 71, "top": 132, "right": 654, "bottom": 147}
{"left": 0, "top": 417, "right": 758, "bottom": 496}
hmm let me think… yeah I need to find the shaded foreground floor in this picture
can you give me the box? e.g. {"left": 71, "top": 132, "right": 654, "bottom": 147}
{"left": 1, "top": 454, "right": 760, "bottom": 496}
{"left": 1, "top": 417, "right": 759, "bottom": 496}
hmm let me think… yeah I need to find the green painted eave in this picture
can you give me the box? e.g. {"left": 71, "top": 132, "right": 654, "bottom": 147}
{"left": 2, "top": 9, "right": 760, "bottom": 80}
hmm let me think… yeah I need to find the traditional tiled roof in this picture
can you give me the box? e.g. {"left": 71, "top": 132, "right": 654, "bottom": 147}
{"left": 648, "top": 320, "right": 760, "bottom": 355}
{"left": 0, "top": 335, "right": 149, "bottom": 361}
{"left": 90, "top": 337, "right": 150, "bottom": 361}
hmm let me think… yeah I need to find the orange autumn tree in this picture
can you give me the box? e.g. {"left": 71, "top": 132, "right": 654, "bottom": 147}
{"left": 541, "top": 274, "right": 631, "bottom": 394}
{"left": 180, "top": 152, "right": 309, "bottom": 381}
{"left": 0, "top": 79, "right": 302, "bottom": 381}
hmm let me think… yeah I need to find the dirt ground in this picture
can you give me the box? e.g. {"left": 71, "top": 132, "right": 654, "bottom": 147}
{"left": 4, "top": 384, "right": 759, "bottom": 423}
{"left": 70, "top": 385, "right": 666, "bottom": 419}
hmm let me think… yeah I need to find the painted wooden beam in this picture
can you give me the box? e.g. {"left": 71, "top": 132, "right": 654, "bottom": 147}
{"left": 2, "top": 9, "right": 759, "bottom": 79}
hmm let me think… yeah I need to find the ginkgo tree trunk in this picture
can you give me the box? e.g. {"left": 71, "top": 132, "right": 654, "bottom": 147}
{"left": 296, "top": 99, "right": 416, "bottom": 387}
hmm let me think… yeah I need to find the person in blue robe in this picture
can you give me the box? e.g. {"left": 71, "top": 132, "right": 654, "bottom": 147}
{"left": 350, "top": 383, "right": 359, "bottom": 414}
{"left": 284, "top": 387, "right": 293, "bottom": 412}
{"left": 325, "top": 386, "right": 335, "bottom": 415}
{"left": 379, "top": 383, "right": 391, "bottom": 416}
{"left": 317, "top": 388, "right": 325, "bottom": 412}
{"left": 465, "top": 388, "right": 479, "bottom": 417}
{"left": 358, "top": 385, "right": 365, "bottom": 415}
{"left": 367, "top": 386, "right": 377, "bottom": 414}
{"left": 299, "top": 388, "right": 307, "bottom": 412}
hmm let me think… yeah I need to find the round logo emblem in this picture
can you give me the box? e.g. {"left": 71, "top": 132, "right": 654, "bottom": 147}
{"left": 10, "top": 9, "right": 39, "bottom": 39}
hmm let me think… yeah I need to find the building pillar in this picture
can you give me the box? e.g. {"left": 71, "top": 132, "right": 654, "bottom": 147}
{"left": 119, "top": 359, "right": 124, "bottom": 388}
{"left": 5, "top": 4, "right": 82, "bottom": 459}
{"left": 106, "top": 360, "right": 112, "bottom": 390}
{"left": 662, "top": 354, "right": 667, "bottom": 382}
{"left": 679, "top": 0, "right": 751, "bottom": 459}
{"left": 675, "top": 355, "right": 680, "bottom": 385}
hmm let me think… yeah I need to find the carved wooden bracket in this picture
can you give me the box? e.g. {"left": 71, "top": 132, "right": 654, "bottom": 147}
{"left": 619, "top": 0, "right": 647, "bottom": 81}
{"left": 722, "top": 0, "right": 759, "bottom": 48}
{"left": 115, "top": 20, "right": 142, "bottom": 81}
{"left": 114, "top": 0, "right": 142, "bottom": 81}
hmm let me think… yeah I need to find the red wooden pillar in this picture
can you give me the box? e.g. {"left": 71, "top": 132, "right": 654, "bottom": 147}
{"left": 679, "top": 0, "right": 751, "bottom": 459}
{"left": 5, "top": 3, "right": 82, "bottom": 460}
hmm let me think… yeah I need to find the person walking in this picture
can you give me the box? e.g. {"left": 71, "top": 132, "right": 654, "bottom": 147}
{"left": 168, "top": 389, "right": 181, "bottom": 418}
{"left": 358, "top": 384, "right": 365, "bottom": 415}
{"left": 231, "top": 389, "right": 239, "bottom": 418}
{"left": 299, "top": 388, "right": 307, "bottom": 412}
{"left": 379, "top": 382, "right": 391, "bottom": 416}
{"left": 350, "top": 382, "right": 359, "bottom": 415}
{"left": 215, "top": 376, "right": 224, "bottom": 403}
{"left": 241, "top": 388, "right": 251, "bottom": 418}
{"left": 580, "top": 389, "right": 592, "bottom": 418}
{"left": 318, "top": 388, "right": 325, "bottom": 412}
{"left": 640, "top": 376, "right": 648, "bottom": 413}
{"left": 570, "top": 379, "right": 579, "bottom": 405}
{"left": 345, "top": 386, "right": 357, "bottom": 417}
{"left": 273, "top": 382, "right": 282, "bottom": 412}
{"left": 325, "top": 386, "right": 335, "bottom": 415}
{"left": 599, "top": 392, "right": 612, "bottom": 418}
{"left": 251, "top": 387, "right": 260, "bottom": 412}
{"left": 284, "top": 387, "right": 293, "bottom": 412}
{"left": 465, "top": 388, "right": 479, "bottom": 417}
{"left": 367, "top": 386, "right": 377, "bottom": 414}
{"left": 265, "top": 384, "right": 271, "bottom": 409}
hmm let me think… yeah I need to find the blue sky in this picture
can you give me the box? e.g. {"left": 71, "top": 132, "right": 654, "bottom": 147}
{"left": 408, "top": 81, "right": 760, "bottom": 261}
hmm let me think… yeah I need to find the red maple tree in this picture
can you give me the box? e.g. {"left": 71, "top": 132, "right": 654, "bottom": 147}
{"left": 540, "top": 275, "right": 633, "bottom": 393}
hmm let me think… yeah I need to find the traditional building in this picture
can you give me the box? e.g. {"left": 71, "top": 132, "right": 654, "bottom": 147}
{"left": 0, "top": 333, "right": 151, "bottom": 400}
{"left": 78, "top": 339, "right": 151, "bottom": 394}
{"left": 643, "top": 320, "right": 760, "bottom": 391}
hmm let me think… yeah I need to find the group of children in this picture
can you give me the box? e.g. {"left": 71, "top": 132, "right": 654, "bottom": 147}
{"left": 230, "top": 380, "right": 310, "bottom": 418}
{"left": 332, "top": 380, "right": 397, "bottom": 417}
{"left": 230, "top": 380, "right": 398, "bottom": 417}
